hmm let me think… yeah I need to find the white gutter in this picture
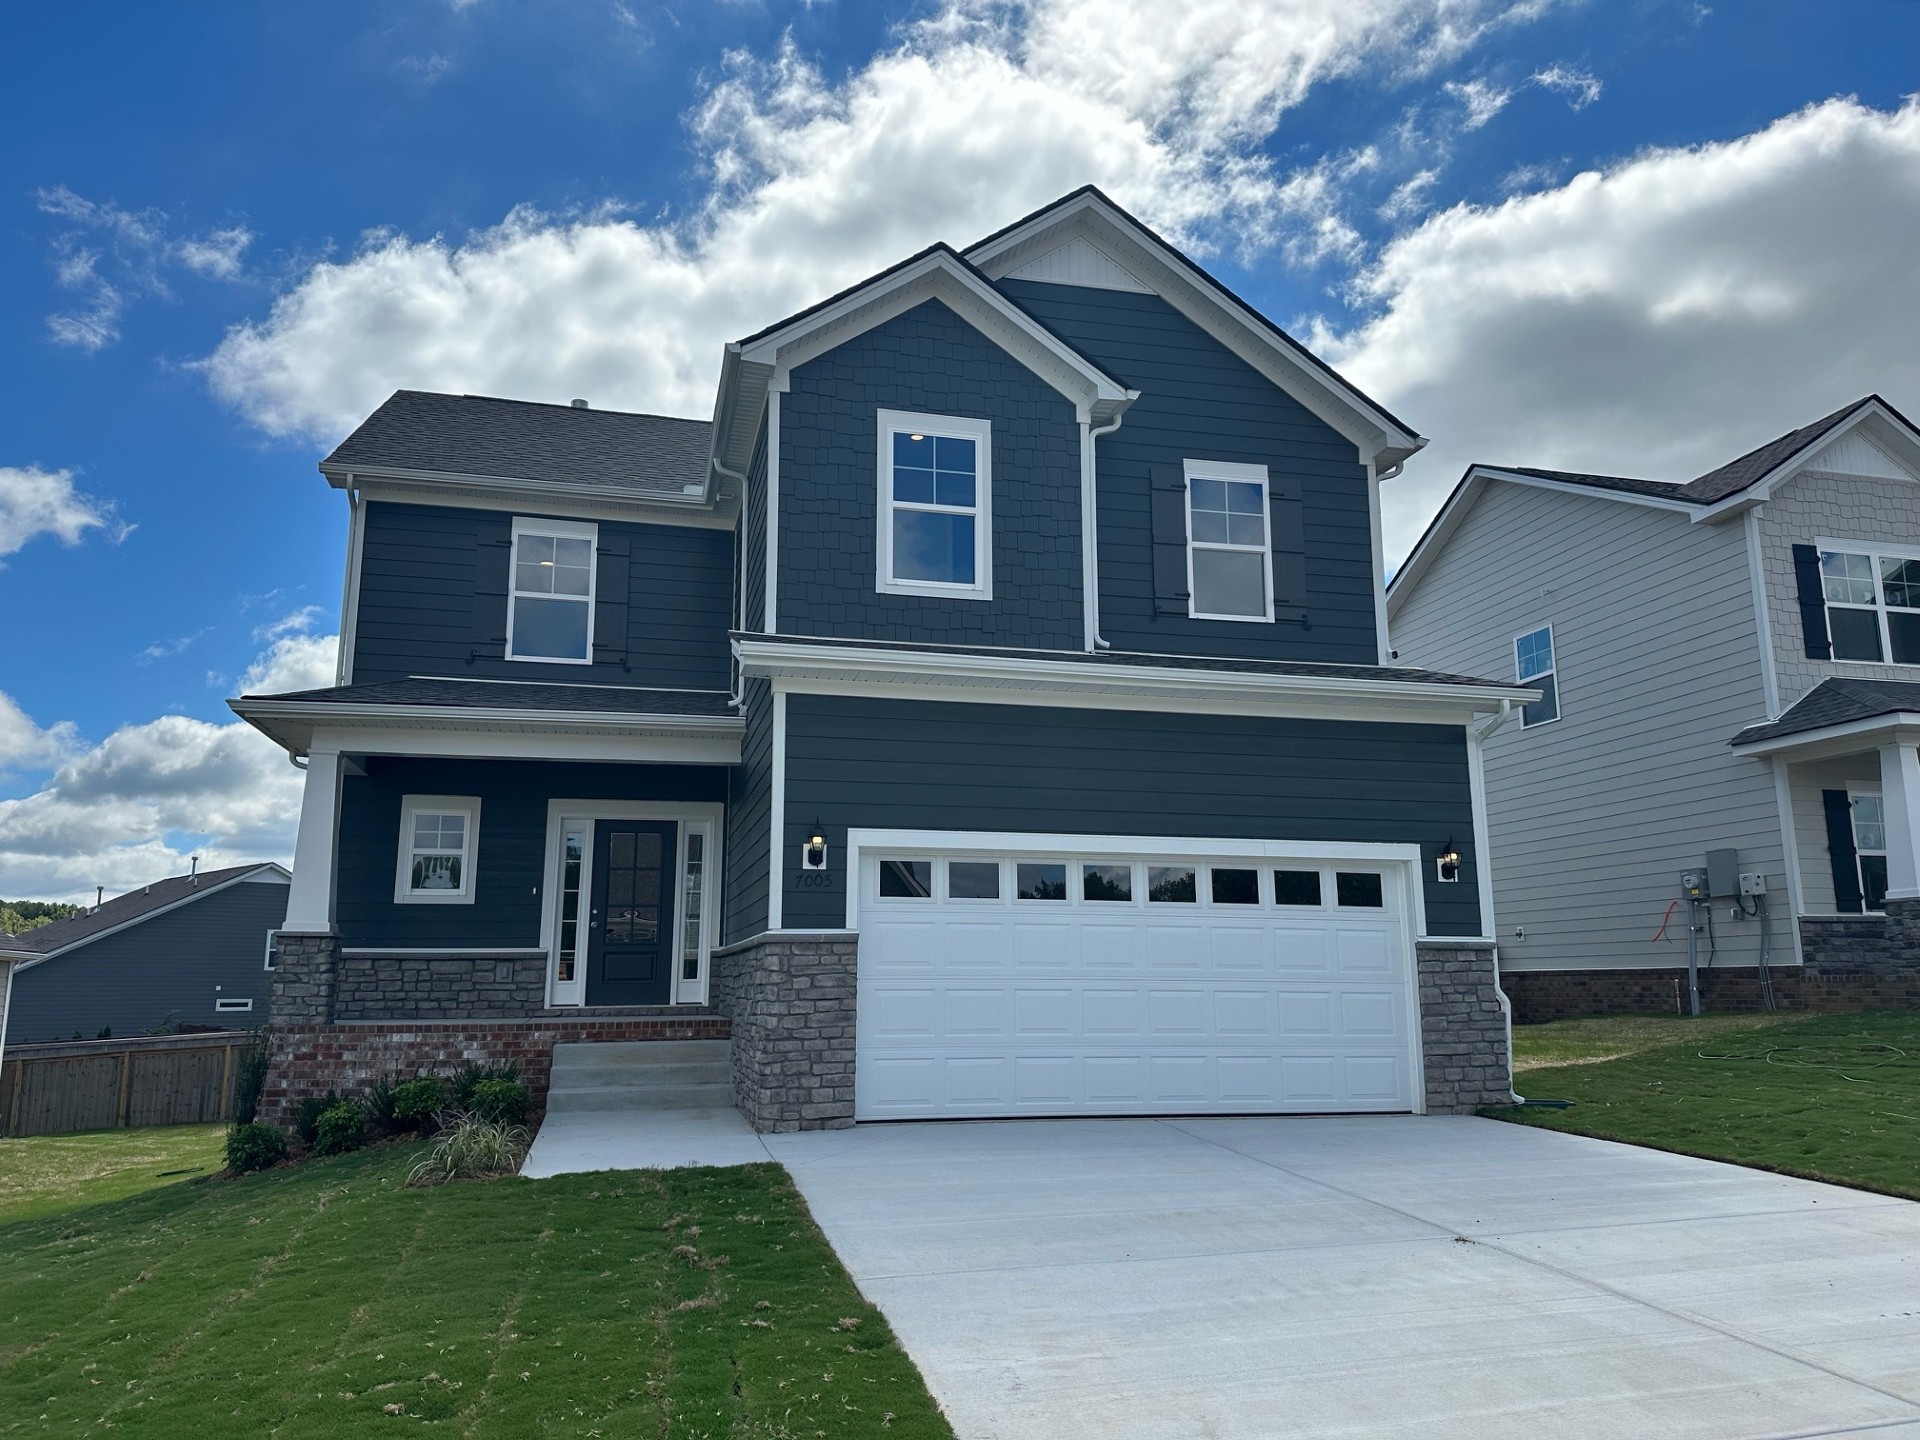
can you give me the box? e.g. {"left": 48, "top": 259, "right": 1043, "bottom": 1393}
{"left": 1081, "top": 408, "right": 1131, "bottom": 652}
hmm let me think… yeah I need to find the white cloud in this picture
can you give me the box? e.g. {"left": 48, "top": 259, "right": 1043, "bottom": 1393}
{"left": 200, "top": 0, "right": 1553, "bottom": 441}
{"left": 1378, "top": 167, "right": 1441, "bottom": 220}
{"left": 137, "top": 629, "right": 213, "bottom": 665}
{"left": 253, "top": 605, "right": 324, "bottom": 643}
{"left": 0, "top": 632, "right": 339, "bottom": 903}
{"left": 1309, "top": 97, "right": 1920, "bottom": 560}
{"left": 1531, "top": 62, "right": 1601, "bottom": 109}
{"left": 1444, "top": 77, "right": 1513, "bottom": 129}
{"left": 0, "top": 464, "right": 122, "bottom": 562}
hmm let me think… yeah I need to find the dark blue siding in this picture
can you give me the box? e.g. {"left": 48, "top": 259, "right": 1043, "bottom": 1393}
{"left": 352, "top": 501, "right": 734, "bottom": 690}
{"left": 336, "top": 758, "right": 729, "bottom": 949}
{"left": 722, "top": 678, "right": 774, "bottom": 944}
{"left": 778, "top": 696, "right": 1480, "bottom": 936}
{"left": 741, "top": 418, "right": 767, "bottom": 633}
{"left": 998, "top": 279, "right": 1379, "bottom": 665}
{"left": 4, "top": 878, "right": 286, "bottom": 1043}
{"left": 777, "top": 299, "right": 1083, "bottom": 647}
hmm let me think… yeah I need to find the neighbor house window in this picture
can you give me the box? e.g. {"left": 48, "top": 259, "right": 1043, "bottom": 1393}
{"left": 215, "top": 997, "right": 255, "bottom": 1014}
{"left": 395, "top": 796, "right": 481, "bottom": 904}
{"left": 1850, "top": 791, "right": 1889, "bottom": 911}
{"left": 508, "top": 517, "right": 597, "bottom": 663}
{"left": 1185, "top": 460, "right": 1272, "bottom": 621}
{"left": 262, "top": 930, "right": 281, "bottom": 971}
{"left": 877, "top": 410, "right": 992, "bottom": 599}
{"left": 1820, "top": 544, "right": 1920, "bottom": 664}
{"left": 1514, "top": 625, "right": 1559, "bottom": 727}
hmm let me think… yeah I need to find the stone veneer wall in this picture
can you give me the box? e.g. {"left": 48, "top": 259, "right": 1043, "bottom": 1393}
{"left": 710, "top": 932, "right": 858, "bottom": 1132}
{"left": 333, "top": 953, "right": 548, "bottom": 1020}
{"left": 1415, "top": 941, "right": 1515, "bottom": 1114}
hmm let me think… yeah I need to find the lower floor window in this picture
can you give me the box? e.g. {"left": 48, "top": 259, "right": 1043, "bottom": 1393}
{"left": 681, "top": 831, "right": 706, "bottom": 982}
{"left": 1852, "top": 793, "right": 1889, "bottom": 911}
{"left": 396, "top": 795, "right": 481, "bottom": 904}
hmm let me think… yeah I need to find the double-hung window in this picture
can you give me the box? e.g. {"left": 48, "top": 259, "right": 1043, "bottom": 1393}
{"left": 508, "top": 518, "right": 597, "bottom": 663}
{"left": 395, "top": 795, "right": 481, "bottom": 904}
{"left": 877, "top": 410, "right": 991, "bottom": 599}
{"left": 1185, "top": 460, "right": 1272, "bottom": 621}
{"left": 1820, "top": 542, "right": 1920, "bottom": 664}
{"left": 1850, "top": 790, "right": 1889, "bottom": 911}
{"left": 1514, "top": 625, "right": 1559, "bottom": 727}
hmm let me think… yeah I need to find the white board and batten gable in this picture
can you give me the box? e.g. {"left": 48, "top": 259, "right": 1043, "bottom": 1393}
{"left": 1005, "top": 236, "right": 1153, "bottom": 293}
{"left": 1800, "top": 428, "right": 1913, "bottom": 484}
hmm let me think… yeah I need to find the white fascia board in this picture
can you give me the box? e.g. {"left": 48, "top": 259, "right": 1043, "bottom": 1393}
{"left": 735, "top": 638, "right": 1533, "bottom": 722}
{"left": 324, "top": 466, "right": 725, "bottom": 527}
{"left": 966, "top": 195, "right": 1423, "bottom": 468}
{"left": 231, "top": 700, "right": 744, "bottom": 764}
{"left": 1732, "top": 713, "right": 1920, "bottom": 760}
{"left": 1690, "top": 401, "right": 1920, "bottom": 524}
{"left": 9, "top": 864, "right": 290, "bottom": 972}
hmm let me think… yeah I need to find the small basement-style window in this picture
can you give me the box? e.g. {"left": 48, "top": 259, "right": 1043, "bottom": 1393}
{"left": 877, "top": 410, "right": 992, "bottom": 600}
{"left": 1185, "top": 460, "right": 1272, "bottom": 621}
{"left": 215, "top": 997, "right": 255, "bottom": 1013}
{"left": 1514, "top": 625, "right": 1559, "bottom": 726}
{"left": 508, "top": 517, "right": 597, "bottom": 663}
{"left": 1820, "top": 544, "right": 1920, "bottom": 664}
{"left": 395, "top": 796, "right": 481, "bottom": 904}
{"left": 262, "top": 930, "right": 281, "bottom": 971}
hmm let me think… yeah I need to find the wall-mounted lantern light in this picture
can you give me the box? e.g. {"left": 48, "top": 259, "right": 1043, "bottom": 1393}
{"left": 801, "top": 819, "right": 828, "bottom": 872}
{"left": 1435, "top": 840, "right": 1462, "bottom": 884}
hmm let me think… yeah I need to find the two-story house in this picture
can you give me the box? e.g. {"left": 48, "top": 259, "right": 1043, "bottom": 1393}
{"left": 234, "top": 188, "right": 1531, "bottom": 1129}
{"left": 1389, "top": 396, "right": 1920, "bottom": 1020}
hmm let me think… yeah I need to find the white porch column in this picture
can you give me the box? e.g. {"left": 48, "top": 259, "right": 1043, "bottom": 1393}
{"left": 1877, "top": 741, "right": 1920, "bottom": 903}
{"left": 283, "top": 747, "right": 342, "bottom": 932}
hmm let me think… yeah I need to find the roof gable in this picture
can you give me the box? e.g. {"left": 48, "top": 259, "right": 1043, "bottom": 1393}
{"left": 6, "top": 863, "right": 288, "bottom": 967}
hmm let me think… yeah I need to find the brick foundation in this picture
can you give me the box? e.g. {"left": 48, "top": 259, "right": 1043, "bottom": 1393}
{"left": 710, "top": 932, "right": 858, "bottom": 1132}
{"left": 1416, "top": 941, "right": 1514, "bottom": 1113}
{"left": 1502, "top": 959, "right": 1920, "bottom": 1024}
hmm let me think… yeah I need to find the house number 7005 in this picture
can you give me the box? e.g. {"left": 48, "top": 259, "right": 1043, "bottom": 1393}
{"left": 792, "top": 871, "right": 836, "bottom": 890}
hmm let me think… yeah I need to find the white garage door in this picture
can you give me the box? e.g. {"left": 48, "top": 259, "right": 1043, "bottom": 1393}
{"left": 854, "top": 839, "right": 1421, "bottom": 1120}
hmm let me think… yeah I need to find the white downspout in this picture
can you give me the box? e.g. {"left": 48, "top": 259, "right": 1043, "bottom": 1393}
{"left": 712, "top": 455, "right": 752, "bottom": 707}
{"left": 1082, "top": 408, "right": 1129, "bottom": 651}
{"left": 1467, "top": 699, "right": 1528, "bottom": 1103}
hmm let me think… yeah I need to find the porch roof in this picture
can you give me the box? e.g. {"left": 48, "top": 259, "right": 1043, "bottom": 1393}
{"left": 242, "top": 677, "right": 739, "bottom": 717}
{"left": 1731, "top": 677, "right": 1920, "bottom": 754}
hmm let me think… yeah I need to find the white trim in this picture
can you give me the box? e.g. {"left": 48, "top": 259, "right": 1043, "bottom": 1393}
{"left": 233, "top": 701, "right": 743, "bottom": 765}
{"left": 394, "top": 795, "right": 481, "bottom": 905}
{"left": 9, "top": 865, "right": 293, "bottom": 974}
{"left": 876, "top": 410, "right": 993, "bottom": 601}
{"left": 263, "top": 929, "right": 281, "bottom": 971}
{"left": 1770, "top": 758, "right": 1807, "bottom": 957}
{"left": 1368, "top": 459, "right": 1391, "bottom": 664}
{"left": 284, "top": 750, "right": 343, "bottom": 933}
{"left": 1513, "top": 624, "right": 1560, "bottom": 728}
{"left": 1873, "top": 745, "right": 1920, "bottom": 903}
{"left": 506, "top": 516, "right": 598, "bottom": 666}
{"left": 336, "top": 486, "right": 366, "bottom": 686}
{"left": 319, "top": 464, "right": 721, "bottom": 522}
{"left": 1467, "top": 720, "right": 1499, "bottom": 944}
{"left": 1080, "top": 419, "right": 1099, "bottom": 651}
{"left": 769, "top": 689, "right": 788, "bottom": 931}
{"left": 1745, "top": 508, "right": 1782, "bottom": 717}
{"left": 763, "top": 387, "right": 780, "bottom": 633}
{"left": 1183, "top": 458, "right": 1273, "bottom": 624}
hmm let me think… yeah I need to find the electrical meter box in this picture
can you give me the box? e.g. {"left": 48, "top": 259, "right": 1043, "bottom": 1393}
{"left": 1680, "top": 869, "right": 1708, "bottom": 900}
{"left": 1706, "top": 849, "right": 1740, "bottom": 898}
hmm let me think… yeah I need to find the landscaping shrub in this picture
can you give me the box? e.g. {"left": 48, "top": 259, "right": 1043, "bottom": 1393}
{"left": 406, "top": 1113, "right": 530, "bottom": 1187}
{"left": 292, "top": 1091, "right": 344, "bottom": 1147}
{"left": 363, "top": 1073, "right": 403, "bottom": 1136}
{"left": 232, "top": 1027, "right": 273, "bottom": 1126}
{"left": 390, "top": 1076, "right": 448, "bottom": 1131}
{"left": 312, "top": 1100, "right": 367, "bottom": 1157}
{"left": 466, "top": 1077, "right": 531, "bottom": 1126}
{"left": 225, "top": 1122, "right": 290, "bottom": 1174}
{"left": 448, "top": 1058, "right": 520, "bottom": 1111}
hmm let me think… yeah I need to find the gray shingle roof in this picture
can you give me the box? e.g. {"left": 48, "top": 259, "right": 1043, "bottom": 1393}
{"left": 1495, "top": 466, "right": 1686, "bottom": 501}
{"left": 1679, "top": 397, "right": 1878, "bottom": 504}
{"left": 247, "top": 677, "right": 740, "bottom": 718}
{"left": 2, "top": 864, "right": 282, "bottom": 954}
{"left": 1730, "top": 677, "right": 1920, "bottom": 747}
{"left": 323, "top": 391, "right": 713, "bottom": 500}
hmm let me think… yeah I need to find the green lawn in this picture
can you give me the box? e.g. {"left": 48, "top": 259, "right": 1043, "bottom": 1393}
{"left": 0, "top": 1124, "right": 228, "bottom": 1225}
{"left": 0, "top": 1143, "right": 952, "bottom": 1437}
{"left": 1490, "top": 1009, "right": 1920, "bottom": 1199}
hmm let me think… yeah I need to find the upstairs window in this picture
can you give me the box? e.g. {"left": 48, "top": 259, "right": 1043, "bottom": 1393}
{"left": 395, "top": 796, "right": 481, "bottom": 904}
{"left": 877, "top": 410, "right": 992, "bottom": 600}
{"left": 1185, "top": 461, "right": 1272, "bottom": 622}
{"left": 1820, "top": 544, "right": 1920, "bottom": 664}
{"left": 1514, "top": 625, "right": 1559, "bottom": 727}
{"left": 508, "top": 518, "right": 597, "bottom": 663}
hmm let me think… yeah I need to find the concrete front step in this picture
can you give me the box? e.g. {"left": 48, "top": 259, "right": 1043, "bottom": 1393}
{"left": 546, "top": 1039, "right": 735, "bottom": 1114}
{"left": 550, "top": 1038, "right": 731, "bottom": 1071}
{"left": 550, "top": 1059, "right": 730, "bottom": 1088}
{"left": 546, "top": 1081, "right": 738, "bottom": 1113}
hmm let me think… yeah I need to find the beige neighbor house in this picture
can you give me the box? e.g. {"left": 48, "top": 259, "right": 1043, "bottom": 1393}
{"left": 1389, "top": 396, "right": 1920, "bottom": 1020}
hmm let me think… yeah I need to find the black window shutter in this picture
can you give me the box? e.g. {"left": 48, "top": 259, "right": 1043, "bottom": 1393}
{"left": 593, "top": 534, "right": 631, "bottom": 669}
{"left": 1793, "top": 544, "right": 1832, "bottom": 660}
{"left": 471, "top": 517, "right": 513, "bottom": 657}
{"left": 1149, "top": 466, "right": 1190, "bottom": 617}
{"left": 1269, "top": 471, "right": 1308, "bottom": 625}
{"left": 1822, "top": 789, "right": 1863, "bottom": 913}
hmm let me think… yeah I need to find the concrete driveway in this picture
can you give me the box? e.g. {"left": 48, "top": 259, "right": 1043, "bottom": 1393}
{"left": 764, "top": 1116, "right": 1920, "bottom": 1440}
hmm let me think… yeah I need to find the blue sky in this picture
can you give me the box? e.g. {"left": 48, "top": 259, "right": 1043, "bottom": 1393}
{"left": 0, "top": 0, "right": 1915, "bottom": 900}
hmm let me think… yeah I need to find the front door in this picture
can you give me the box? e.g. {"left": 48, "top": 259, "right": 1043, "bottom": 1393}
{"left": 585, "top": 821, "right": 677, "bottom": 1006}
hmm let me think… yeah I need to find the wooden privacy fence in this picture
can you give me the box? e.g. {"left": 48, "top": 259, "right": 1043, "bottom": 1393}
{"left": 1, "top": 1031, "right": 250, "bottom": 1137}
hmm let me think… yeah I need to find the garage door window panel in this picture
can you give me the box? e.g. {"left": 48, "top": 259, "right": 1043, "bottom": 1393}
{"left": 1148, "top": 866, "right": 1197, "bottom": 903}
{"left": 947, "top": 860, "right": 1001, "bottom": 900}
{"left": 1336, "top": 872, "right": 1386, "bottom": 908}
{"left": 1082, "top": 864, "right": 1133, "bottom": 902}
{"left": 879, "top": 859, "right": 933, "bottom": 898}
{"left": 1211, "top": 868, "right": 1259, "bottom": 905}
{"left": 1016, "top": 863, "right": 1067, "bottom": 900}
{"left": 1273, "top": 869, "right": 1323, "bottom": 906}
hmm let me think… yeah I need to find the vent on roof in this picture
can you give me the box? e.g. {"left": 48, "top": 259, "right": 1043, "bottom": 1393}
{"left": 570, "top": 398, "right": 589, "bottom": 409}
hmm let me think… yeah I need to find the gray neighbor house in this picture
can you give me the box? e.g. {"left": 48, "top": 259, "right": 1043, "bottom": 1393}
{"left": 230, "top": 187, "right": 1535, "bottom": 1130}
{"left": 1, "top": 864, "right": 288, "bottom": 1045}
{"left": 1390, "top": 396, "right": 1920, "bottom": 1020}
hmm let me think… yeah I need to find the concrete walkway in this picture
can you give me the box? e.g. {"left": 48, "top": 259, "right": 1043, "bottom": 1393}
{"left": 520, "top": 1105, "right": 772, "bottom": 1176}
{"left": 765, "top": 1116, "right": 1920, "bottom": 1440}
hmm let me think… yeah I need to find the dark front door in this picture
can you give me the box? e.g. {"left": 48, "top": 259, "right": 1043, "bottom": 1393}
{"left": 585, "top": 821, "right": 677, "bottom": 1006}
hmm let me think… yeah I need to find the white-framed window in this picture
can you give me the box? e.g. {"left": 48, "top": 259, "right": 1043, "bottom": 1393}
{"left": 508, "top": 517, "right": 597, "bottom": 663}
{"left": 876, "top": 410, "right": 992, "bottom": 600}
{"left": 215, "top": 997, "right": 255, "bottom": 1014}
{"left": 395, "top": 795, "right": 482, "bottom": 904}
{"left": 1819, "top": 539, "right": 1920, "bottom": 665}
{"left": 1184, "top": 459, "right": 1272, "bottom": 622}
{"left": 262, "top": 929, "right": 281, "bottom": 971}
{"left": 1849, "top": 788, "right": 1889, "bottom": 912}
{"left": 1514, "top": 625, "right": 1559, "bottom": 727}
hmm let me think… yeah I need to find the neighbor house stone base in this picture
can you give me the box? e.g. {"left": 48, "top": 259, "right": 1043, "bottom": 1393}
{"left": 1415, "top": 941, "right": 1514, "bottom": 1114}
{"left": 710, "top": 932, "right": 858, "bottom": 1132}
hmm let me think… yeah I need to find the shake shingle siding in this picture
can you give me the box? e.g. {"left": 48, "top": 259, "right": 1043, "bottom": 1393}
{"left": 352, "top": 501, "right": 733, "bottom": 690}
{"left": 777, "top": 694, "right": 1481, "bottom": 936}
{"left": 997, "top": 279, "right": 1378, "bottom": 665}
{"left": 1391, "top": 480, "right": 1782, "bottom": 972}
{"left": 723, "top": 678, "right": 775, "bottom": 945}
{"left": 776, "top": 298, "right": 1083, "bottom": 647}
